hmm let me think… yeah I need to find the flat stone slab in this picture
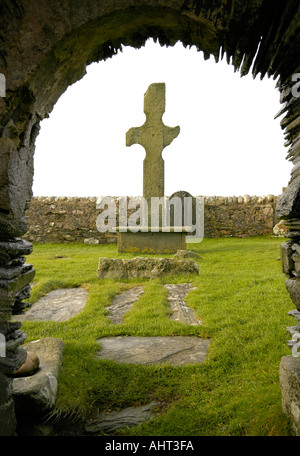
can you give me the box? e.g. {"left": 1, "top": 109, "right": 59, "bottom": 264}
{"left": 12, "top": 338, "right": 64, "bottom": 419}
{"left": 96, "top": 336, "right": 210, "bottom": 366}
{"left": 164, "top": 283, "right": 201, "bottom": 326}
{"left": 107, "top": 286, "right": 144, "bottom": 324}
{"left": 85, "top": 402, "right": 158, "bottom": 434}
{"left": 97, "top": 257, "right": 199, "bottom": 279}
{"left": 17, "top": 287, "right": 88, "bottom": 322}
{"left": 106, "top": 284, "right": 200, "bottom": 326}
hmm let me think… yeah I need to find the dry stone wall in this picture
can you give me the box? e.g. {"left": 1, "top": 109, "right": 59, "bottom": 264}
{"left": 204, "top": 194, "right": 277, "bottom": 238}
{"left": 23, "top": 195, "right": 278, "bottom": 244}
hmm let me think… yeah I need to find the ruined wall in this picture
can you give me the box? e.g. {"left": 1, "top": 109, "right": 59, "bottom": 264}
{"left": 23, "top": 194, "right": 278, "bottom": 244}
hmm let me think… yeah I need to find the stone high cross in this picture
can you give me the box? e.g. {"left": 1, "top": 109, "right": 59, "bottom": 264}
{"left": 126, "top": 83, "right": 180, "bottom": 202}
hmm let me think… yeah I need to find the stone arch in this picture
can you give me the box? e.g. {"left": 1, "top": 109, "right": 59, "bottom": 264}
{"left": 0, "top": 0, "right": 299, "bottom": 435}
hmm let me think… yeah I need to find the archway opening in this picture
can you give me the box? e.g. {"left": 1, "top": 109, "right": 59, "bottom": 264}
{"left": 33, "top": 38, "right": 291, "bottom": 199}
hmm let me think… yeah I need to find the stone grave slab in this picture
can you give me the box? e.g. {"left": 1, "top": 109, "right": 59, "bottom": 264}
{"left": 107, "top": 286, "right": 144, "bottom": 324}
{"left": 85, "top": 402, "right": 158, "bottom": 434}
{"left": 96, "top": 336, "right": 210, "bottom": 366}
{"left": 12, "top": 338, "right": 64, "bottom": 419}
{"left": 16, "top": 287, "right": 88, "bottom": 322}
{"left": 165, "top": 283, "right": 202, "bottom": 326}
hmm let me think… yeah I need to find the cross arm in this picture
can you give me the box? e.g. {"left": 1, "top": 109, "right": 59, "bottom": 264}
{"left": 126, "top": 126, "right": 142, "bottom": 147}
{"left": 163, "top": 125, "right": 180, "bottom": 148}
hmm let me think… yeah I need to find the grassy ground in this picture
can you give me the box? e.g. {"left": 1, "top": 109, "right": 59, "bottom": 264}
{"left": 20, "top": 236, "right": 294, "bottom": 436}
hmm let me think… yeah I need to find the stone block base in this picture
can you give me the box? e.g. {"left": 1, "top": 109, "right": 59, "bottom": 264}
{"left": 280, "top": 355, "right": 300, "bottom": 435}
{"left": 12, "top": 338, "right": 64, "bottom": 420}
{"left": 117, "top": 231, "right": 186, "bottom": 254}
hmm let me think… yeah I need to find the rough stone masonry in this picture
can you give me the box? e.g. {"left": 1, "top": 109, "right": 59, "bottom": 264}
{"left": 23, "top": 194, "right": 278, "bottom": 244}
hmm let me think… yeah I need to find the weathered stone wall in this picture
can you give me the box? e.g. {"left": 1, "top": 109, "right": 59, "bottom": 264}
{"left": 23, "top": 197, "right": 114, "bottom": 244}
{"left": 23, "top": 194, "right": 278, "bottom": 244}
{"left": 204, "top": 194, "right": 277, "bottom": 238}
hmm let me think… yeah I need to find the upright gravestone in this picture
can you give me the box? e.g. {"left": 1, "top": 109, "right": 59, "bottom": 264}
{"left": 118, "top": 83, "right": 192, "bottom": 254}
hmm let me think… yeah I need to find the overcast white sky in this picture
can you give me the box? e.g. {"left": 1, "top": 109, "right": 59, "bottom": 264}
{"left": 33, "top": 39, "right": 292, "bottom": 198}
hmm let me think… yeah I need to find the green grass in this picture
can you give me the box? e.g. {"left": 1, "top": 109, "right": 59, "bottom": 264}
{"left": 20, "top": 237, "right": 294, "bottom": 436}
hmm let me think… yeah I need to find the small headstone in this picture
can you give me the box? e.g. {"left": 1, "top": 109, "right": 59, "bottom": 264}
{"left": 169, "top": 191, "right": 197, "bottom": 229}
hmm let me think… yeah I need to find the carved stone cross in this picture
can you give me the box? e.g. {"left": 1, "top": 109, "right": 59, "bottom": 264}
{"left": 126, "top": 83, "right": 180, "bottom": 202}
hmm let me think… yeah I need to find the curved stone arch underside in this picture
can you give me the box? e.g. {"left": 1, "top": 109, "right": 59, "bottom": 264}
{"left": 0, "top": 0, "right": 300, "bottom": 435}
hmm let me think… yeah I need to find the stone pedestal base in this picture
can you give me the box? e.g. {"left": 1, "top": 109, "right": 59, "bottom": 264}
{"left": 117, "top": 230, "right": 186, "bottom": 254}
